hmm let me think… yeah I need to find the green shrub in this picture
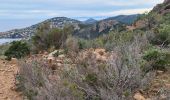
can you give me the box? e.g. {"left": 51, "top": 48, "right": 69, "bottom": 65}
{"left": 151, "top": 24, "right": 170, "bottom": 46}
{"left": 0, "top": 44, "right": 10, "bottom": 59}
{"left": 32, "top": 23, "right": 73, "bottom": 52}
{"left": 160, "top": 13, "right": 170, "bottom": 25}
{"left": 77, "top": 31, "right": 145, "bottom": 51}
{"left": 85, "top": 73, "right": 98, "bottom": 85}
{"left": 4, "top": 41, "right": 30, "bottom": 60}
{"left": 143, "top": 48, "right": 170, "bottom": 71}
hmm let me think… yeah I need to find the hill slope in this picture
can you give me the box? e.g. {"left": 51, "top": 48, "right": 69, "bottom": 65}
{"left": 106, "top": 14, "right": 140, "bottom": 25}
{"left": 152, "top": 0, "right": 170, "bottom": 15}
{"left": 83, "top": 18, "right": 98, "bottom": 24}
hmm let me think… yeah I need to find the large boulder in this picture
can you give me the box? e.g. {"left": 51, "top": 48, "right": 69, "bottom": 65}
{"left": 10, "top": 58, "right": 18, "bottom": 64}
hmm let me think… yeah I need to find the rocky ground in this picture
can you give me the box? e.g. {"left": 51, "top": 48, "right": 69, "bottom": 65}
{"left": 145, "top": 70, "right": 170, "bottom": 100}
{"left": 0, "top": 59, "right": 22, "bottom": 100}
{"left": 134, "top": 70, "right": 170, "bottom": 100}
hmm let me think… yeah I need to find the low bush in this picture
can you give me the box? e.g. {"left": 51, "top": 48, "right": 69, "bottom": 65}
{"left": 0, "top": 44, "right": 10, "bottom": 58}
{"left": 4, "top": 41, "right": 30, "bottom": 60}
{"left": 77, "top": 31, "right": 143, "bottom": 51}
{"left": 60, "top": 41, "right": 153, "bottom": 100}
{"left": 32, "top": 23, "right": 73, "bottom": 52}
{"left": 151, "top": 24, "right": 170, "bottom": 46}
{"left": 142, "top": 47, "right": 170, "bottom": 71}
{"left": 16, "top": 20, "right": 154, "bottom": 99}
{"left": 65, "top": 36, "right": 79, "bottom": 53}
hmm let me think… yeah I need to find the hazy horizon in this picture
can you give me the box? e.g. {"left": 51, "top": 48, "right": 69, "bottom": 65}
{"left": 0, "top": 0, "right": 164, "bottom": 32}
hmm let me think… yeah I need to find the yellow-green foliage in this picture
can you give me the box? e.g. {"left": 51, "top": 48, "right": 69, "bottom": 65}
{"left": 151, "top": 23, "right": 170, "bottom": 46}
{"left": 4, "top": 41, "right": 30, "bottom": 60}
{"left": 77, "top": 31, "right": 142, "bottom": 51}
{"left": 32, "top": 22, "right": 73, "bottom": 52}
{"left": 142, "top": 47, "right": 170, "bottom": 71}
{"left": 0, "top": 44, "right": 10, "bottom": 58}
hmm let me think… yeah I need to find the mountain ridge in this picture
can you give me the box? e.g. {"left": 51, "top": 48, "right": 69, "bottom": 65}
{"left": 83, "top": 18, "right": 98, "bottom": 24}
{"left": 0, "top": 15, "right": 140, "bottom": 39}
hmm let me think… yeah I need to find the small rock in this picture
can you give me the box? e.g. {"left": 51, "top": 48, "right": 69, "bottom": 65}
{"left": 10, "top": 58, "right": 18, "bottom": 64}
{"left": 57, "top": 63, "right": 63, "bottom": 67}
{"left": 165, "top": 83, "right": 170, "bottom": 88}
{"left": 96, "top": 54, "right": 107, "bottom": 62}
{"left": 10, "top": 85, "right": 17, "bottom": 91}
{"left": 58, "top": 55, "right": 65, "bottom": 59}
{"left": 160, "top": 94, "right": 167, "bottom": 100}
{"left": 43, "top": 51, "right": 48, "bottom": 55}
{"left": 95, "top": 48, "right": 105, "bottom": 56}
{"left": 156, "top": 70, "right": 164, "bottom": 75}
{"left": 47, "top": 56, "right": 55, "bottom": 64}
{"left": 152, "top": 83, "right": 161, "bottom": 88}
{"left": 56, "top": 60, "right": 63, "bottom": 64}
{"left": 134, "top": 93, "right": 146, "bottom": 100}
{"left": 89, "top": 48, "right": 94, "bottom": 52}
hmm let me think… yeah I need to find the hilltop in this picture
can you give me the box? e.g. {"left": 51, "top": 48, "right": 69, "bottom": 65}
{"left": 0, "top": 15, "right": 139, "bottom": 39}
{"left": 83, "top": 18, "right": 97, "bottom": 24}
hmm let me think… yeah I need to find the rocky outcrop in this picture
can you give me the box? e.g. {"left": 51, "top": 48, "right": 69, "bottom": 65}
{"left": 152, "top": 0, "right": 170, "bottom": 15}
{"left": 164, "top": 0, "right": 170, "bottom": 4}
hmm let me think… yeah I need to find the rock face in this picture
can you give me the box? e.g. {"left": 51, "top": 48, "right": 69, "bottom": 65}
{"left": 164, "top": 0, "right": 170, "bottom": 4}
{"left": 75, "top": 19, "right": 124, "bottom": 39}
{"left": 152, "top": 0, "right": 170, "bottom": 15}
{"left": 131, "top": 0, "right": 170, "bottom": 30}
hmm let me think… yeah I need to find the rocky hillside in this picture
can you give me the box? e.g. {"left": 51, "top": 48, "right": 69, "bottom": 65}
{"left": 83, "top": 18, "right": 97, "bottom": 24}
{"left": 106, "top": 14, "right": 140, "bottom": 25}
{"left": 152, "top": 0, "right": 170, "bottom": 15}
{"left": 130, "top": 0, "right": 169, "bottom": 30}
{"left": 0, "top": 15, "right": 139, "bottom": 39}
{"left": 0, "top": 17, "right": 81, "bottom": 39}
{"left": 74, "top": 19, "right": 125, "bottom": 38}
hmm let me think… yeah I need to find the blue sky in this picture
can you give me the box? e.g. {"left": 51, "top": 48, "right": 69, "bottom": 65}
{"left": 0, "top": 0, "right": 164, "bottom": 32}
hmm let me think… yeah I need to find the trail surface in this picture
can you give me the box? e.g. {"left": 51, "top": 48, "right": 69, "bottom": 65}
{"left": 0, "top": 60, "right": 22, "bottom": 100}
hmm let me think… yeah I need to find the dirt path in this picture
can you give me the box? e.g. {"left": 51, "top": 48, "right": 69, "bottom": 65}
{"left": 0, "top": 60, "right": 22, "bottom": 100}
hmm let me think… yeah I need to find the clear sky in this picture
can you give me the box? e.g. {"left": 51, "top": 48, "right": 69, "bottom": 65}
{"left": 0, "top": 0, "right": 164, "bottom": 32}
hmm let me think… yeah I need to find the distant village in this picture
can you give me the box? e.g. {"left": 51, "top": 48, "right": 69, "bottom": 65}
{"left": 0, "top": 17, "right": 80, "bottom": 39}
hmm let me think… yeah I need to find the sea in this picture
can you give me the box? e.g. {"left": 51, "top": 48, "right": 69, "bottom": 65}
{"left": 0, "top": 38, "right": 22, "bottom": 45}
